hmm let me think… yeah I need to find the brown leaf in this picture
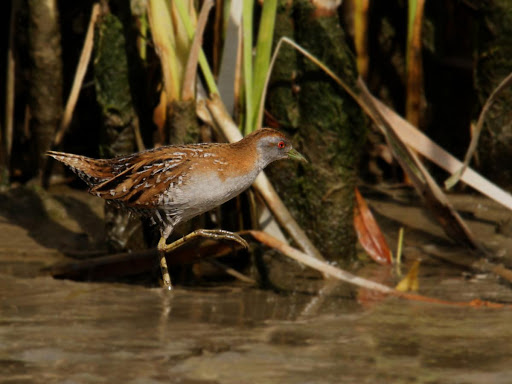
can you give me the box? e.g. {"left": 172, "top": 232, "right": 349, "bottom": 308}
{"left": 354, "top": 187, "right": 392, "bottom": 265}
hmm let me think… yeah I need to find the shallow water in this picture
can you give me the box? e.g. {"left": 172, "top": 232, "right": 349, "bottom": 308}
{"left": 2, "top": 186, "right": 512, "bottom": 383}
{"left": 2, "top": 270, "right": 512, "bottom": 384}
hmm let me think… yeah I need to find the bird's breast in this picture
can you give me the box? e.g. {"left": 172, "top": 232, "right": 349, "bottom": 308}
{"left": 169, "top": 166, "right": 260, "bottom": 220}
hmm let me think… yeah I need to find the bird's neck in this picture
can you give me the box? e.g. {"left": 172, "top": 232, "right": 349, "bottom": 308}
{"left": 230, "top": 135, "right": 266, "bottom": 170}
{"left": 221, "top": 140, "right": 263, "bottom": 184}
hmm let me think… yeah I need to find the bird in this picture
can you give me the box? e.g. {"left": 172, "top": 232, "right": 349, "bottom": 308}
{"left": 48, "top": 128, "right": 306, "bottom": 289}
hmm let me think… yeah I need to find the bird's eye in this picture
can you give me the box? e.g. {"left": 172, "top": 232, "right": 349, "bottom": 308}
{"left": 277, "top": 141, "right": 285, "bottom": 149}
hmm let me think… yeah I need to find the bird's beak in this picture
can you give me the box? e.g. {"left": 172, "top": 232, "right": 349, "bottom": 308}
{"left": 287, "top": 148, "right": 308, "bottom": 163}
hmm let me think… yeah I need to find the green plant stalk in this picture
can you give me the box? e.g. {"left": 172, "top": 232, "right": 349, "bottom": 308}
{"left": 223, "top": 0, "right": 232, "bottom": 39}
{"left": 406, "top": 0, "right": 417, "bottom": 69}
{"left": 182, "top": 0, "right": 214, "bottom": 100}
{"left": 174, "top": 0, "right": 219, "bottom": 95}
{"left": 139, "top": 12, "right": 147, "bottom": 61}
{"left": 250, "top": 0, "right": 278, "bottom": 133}
{"left": 394, "top": 226, "right": 405, "bottom": 276}
{"left": 242, "top": 0, "right": 254, "bottom": 134}
{"left": 396, "top": 227, "right": 404, "bottom": 265}
{"left": 147, "top": 0, "right": 180, "bottom": 100}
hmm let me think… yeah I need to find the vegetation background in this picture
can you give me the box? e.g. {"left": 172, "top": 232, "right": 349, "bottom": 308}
{"left": 0, "top": 0, "right": 510, "bottom": 274}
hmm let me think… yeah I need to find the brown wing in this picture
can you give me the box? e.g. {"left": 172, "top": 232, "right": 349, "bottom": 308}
{"left": 89, "top": 149, "right": 192, "bottom": 209}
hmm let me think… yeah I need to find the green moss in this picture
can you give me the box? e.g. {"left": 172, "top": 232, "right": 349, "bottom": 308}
{"left": 475, "top": 0, "right": 512, "bottom": 187}
{"left": 266, "top": 2, "right": 300, "bottom": 130}
{"left": 93, "top": 11, "right": 141, "bottom": 252}
{"left": 267, "top": 0, "right": 366, "bottom": 262}
{"left": 169, "top": 100, "right": 200, "bottom": 145}
{"left": 94, "top": 13, "right": 136, "bottom": 157}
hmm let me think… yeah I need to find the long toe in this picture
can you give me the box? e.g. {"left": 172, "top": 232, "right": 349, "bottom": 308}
{"left": 193, "top": 229, "right": 249, "bottom": 249}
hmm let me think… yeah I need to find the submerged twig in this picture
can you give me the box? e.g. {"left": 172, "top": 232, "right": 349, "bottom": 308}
{"left": 207, "top": 258, "right": 256, "bottom": 285}
{"left": 49, "top": 238, "right": 246, "bottom": 280}
{"left": 422, "top": 244, "right": 512, "bottom": 285}
{"left": 247, "top": 230, "right": 510, "bottom": 308}
{"left": 246, "top": 230, "right": 392, "bottom": 292}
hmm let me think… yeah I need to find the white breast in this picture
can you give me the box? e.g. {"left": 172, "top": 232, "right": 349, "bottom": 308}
{"left": 165, "top": 167, "right": 261, "bottom": 221}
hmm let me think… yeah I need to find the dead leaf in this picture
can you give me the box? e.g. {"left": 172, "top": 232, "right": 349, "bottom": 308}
{"left": 354, "top": 187, "right": 392, "bottom": 265}
{"left": 396, "top": 260, "right": 420, "bottom": 292}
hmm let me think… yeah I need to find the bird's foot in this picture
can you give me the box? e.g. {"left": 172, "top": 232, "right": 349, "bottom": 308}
{"left": 190, "top": 229, "right": 249, "bottom": 249}
{"left": 159, "top": 229, "right": 249, "bottom": 254}
{"left": 156, "top": 230, "right": 248, "bottom": 290}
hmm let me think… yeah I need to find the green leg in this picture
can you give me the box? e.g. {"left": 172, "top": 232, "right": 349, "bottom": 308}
{"left": 157, "top": 229, "right": 249, "bottom": 289}
{"left": 157, "top": 236, "right": 173, "bottom": 290}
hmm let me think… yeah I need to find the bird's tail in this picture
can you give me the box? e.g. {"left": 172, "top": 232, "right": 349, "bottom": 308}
{"left": 47, "top": 151, "right": 113, "bottom": 187}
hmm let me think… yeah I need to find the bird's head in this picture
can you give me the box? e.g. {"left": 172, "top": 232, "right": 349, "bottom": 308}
{"left": 249, "top": 128, "right": 307, "bottom": 168}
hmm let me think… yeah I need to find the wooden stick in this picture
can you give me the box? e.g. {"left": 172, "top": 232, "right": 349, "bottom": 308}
{"left": 49, "top": 239, "right": 245, "bottom": 280}
{"left": 246, "top": 230, "right": 510, "bottom": 308}
{"left": 246, "top": 230, "right": 392, "bottom": 293}
{"left": 54, "top": 4, "right": 100, "bottom": 146}
{"left": 182, "top": 0, "right": 213, "bottom": 100}
{"left": 207, "top": 258, "right": 256, "bottom": 284}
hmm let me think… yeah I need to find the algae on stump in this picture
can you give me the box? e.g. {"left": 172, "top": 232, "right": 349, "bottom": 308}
{"left": 474, "top": 1, "right": 512, "bottom": 188}
{"left": 266, "top": 0, "right": 366, "bottom": 263}
{"left": 94, "top": 13, "right": 145, "bottom": 252}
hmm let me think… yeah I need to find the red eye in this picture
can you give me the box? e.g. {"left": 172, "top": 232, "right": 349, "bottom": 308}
{"left": 277, "top": 141, "right": 285, "bottom": 149}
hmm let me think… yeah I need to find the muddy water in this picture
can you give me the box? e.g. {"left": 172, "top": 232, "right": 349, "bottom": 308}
{"left": 2, "top": 269, "right": 512, "bottom": 384}
{"left": 2, "top": 186, "right": 512, "bottom": 383}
